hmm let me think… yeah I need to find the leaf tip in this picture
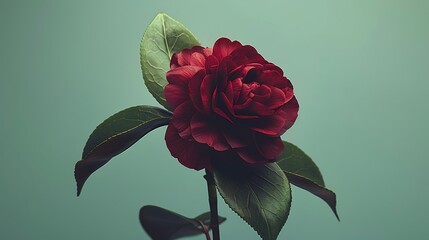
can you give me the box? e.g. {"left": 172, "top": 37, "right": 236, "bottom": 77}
{"left": 327, "top": 190, "right": 340, "bottom": 221}
{"left": 74, "top": 160, "right": 88, "bottom": 197}
{"left": 76, "top": 182, "right": 83, "bottom": 197}
{"left": 333, "top": 206, "right": 340, "bottom": 222}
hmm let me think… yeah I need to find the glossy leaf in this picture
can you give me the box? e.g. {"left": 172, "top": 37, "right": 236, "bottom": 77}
{"left": 139, "top": 205, "right": 226, "bottom": 240}
{"left": 74, "top": 106, "right": 172, "bottom": 196}
{"left": 213, "top": 162, "right": 291, "bottom": 240}
{"left": 277, "top": 141, "right": 324, "bottom": 186}
{"left": 278, "top": 141, "right": 339, "bottom": 220}
{"left": 140, "top": 13, "right": 200, "bottom": 110}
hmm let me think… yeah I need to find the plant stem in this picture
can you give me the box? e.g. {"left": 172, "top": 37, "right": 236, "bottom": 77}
{"left": 205, "top": 169, "right": 220, "bottom": 240}
{"left": 196, "top": 219, "right": 211, "bottom": 240}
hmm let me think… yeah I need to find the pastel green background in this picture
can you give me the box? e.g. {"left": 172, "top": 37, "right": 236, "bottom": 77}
{"left": 1, "top": 0, "right": 428, "bottom": 239}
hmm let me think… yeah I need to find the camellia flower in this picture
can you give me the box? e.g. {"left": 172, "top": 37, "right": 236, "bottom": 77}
{"left": 164, "top": 38, "right": 299, "bottom": 170}
{"left": 75, "top": 14, "right": 338, "bottom": 240}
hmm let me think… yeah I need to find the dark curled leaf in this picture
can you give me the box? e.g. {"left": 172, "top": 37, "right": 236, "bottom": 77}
{"left": 213, "top": 162, "right": 291, "bottom": 240}
{"left": 74, "top": 106, "right": 172, "bottom": 196}
{"left": 139, "top": 205, "right": 226, "bottom": 240}
{"left": 278, "top": 141, "right": 339, "bottom": 220}
{"left": 285, "top": 173, "right": 339, "bottom": 221}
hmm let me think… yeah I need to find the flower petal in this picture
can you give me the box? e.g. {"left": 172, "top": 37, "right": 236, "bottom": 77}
{"left": 235, "top": 145, "right": 274, "bottom": 165}
{"left": 256, "top": 86, "right": 287, "bottom": 109}
{"left": 245, "top": 100, "right": 275, "bottom": 116}
{"left": 246, "top": 114, "right": 287, "bottom": 137}
{"left": 188, "top": 69, "right": 206, "bottom": 113}
{"left": 190, "top": 52, "right": 207, "bottom": 67}
{"left": 164, "top": 84, "right": 188, "bottom": 110}
{"left": 257, "top": 69, "right": 291, "bottom": 90}
{"left": 165, "top": 124, "right": 211, "bottom": 170}
{"left": 254, "top": 134, "right": 284, "bottom": 160}
{"left": 171, "top": 49, "right": 191, "bottom": 68}
{"left": 205, "top": 55, "right": 219, "bottom": 74}
{"left": 200, "top": 74, "right": 216, "bottom": 114}
{"left": 166, "top": 65, "right": 203, "bottom": 85}
{"left": 248, "top": 96, "right": 299, "bottom": 136}
{"left": 190, "top": 113, "right": 230, "bottom": 151}
{"left": 230, "top": 45, "right": 267, "bottom": 66}
{"left": 222, "top": 125, "right": 252, "bottom": 149}
{"left": 213, "top": 38, "right": 242, "bottom": 61}
{"left": 171, "top": 46, "right": 208, "bottom": 68}
{"left": 212, "top": 86, "right": 234, "bottom": 123}
{"left": 276, "top": 96, "right": 299, "bottom": 133}
{"left": 170, "top": 101, "right": 195, "bottom": 139}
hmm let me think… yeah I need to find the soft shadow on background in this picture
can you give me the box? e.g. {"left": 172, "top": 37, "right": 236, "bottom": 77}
{"left": 1, "top": 1, "right": 428, "bottom": 239}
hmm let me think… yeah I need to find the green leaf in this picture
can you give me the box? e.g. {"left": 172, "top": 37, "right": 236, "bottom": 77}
{"left": 140, "top": 13, "right": 200, "bottom": 110}
{"left": 74, "top": 106, "right": 172, "bottom": 196}
{"left": 277, "top": 141, "right": 324, "bottom": 186}
{"left": 139, "top": 205, "right": 226, "bottom": 240}
{"left": 277, "top": 141, "right": 339, "bottom": 220}
{"left": 213, "top": 162, "right": 291, "bottom": 240}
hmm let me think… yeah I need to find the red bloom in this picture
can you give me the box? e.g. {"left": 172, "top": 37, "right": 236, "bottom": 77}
{"left": 164, "top": 38, "right": 299, "bottom": 170}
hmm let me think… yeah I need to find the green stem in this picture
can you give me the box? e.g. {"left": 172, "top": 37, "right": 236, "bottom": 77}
{"left": 205, "top": 169, "right": 220, "bottom": 240}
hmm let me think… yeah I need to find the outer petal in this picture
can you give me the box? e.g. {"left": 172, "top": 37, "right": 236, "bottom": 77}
{"left": 234, "top": 135, "right": 282, "bottom": 164}
{"left": 235, "top": 147, "right": 259, "bottom": 164}
{"left": 205, "top": 55, "right": 219, "bottom": 74}
{"left": 189, "top": 52, "right": 207, "bottom": 67}
{"left": 253, "top": 134, "right": 284, "bottom": 160}
{"left": 188, "top": 69, "right": 206, "bottom": 113}
{"left": 275, "top": 96, "right": 299, "bottom": 134}
{"left": 222, "top": 125, "right": 252, "bottom": 149}
{"left": 166, "top": 66, "right": 204, "bottom": 110}
{"left": 164, "top": 84, "right": 188, "bottom": 110}
{"left": 244, "top": 98, "right": 298, "bottom": 137}
{"left": 165, "top": 124, "right": 211, "bottom": 170}
{"left": 170, "top": 101, "right": 195, "bottom": 139}
{"left": 171, "top": 46, "right": 208, "bottom": 68}
{"left": 235, "top": 144, "right": 275, "bottom": 165}
{"left": 212, "top": 38, "right": 242, "bottom": 61}
{"left": 246, "top": 114, "right": 287, "bottom": 137}
{"left": 190, "top": 113, "right": 230, "bottom": 151}
{"left": 171, "top": 48, "right": 192, "bottom": 69}
{"left": 166, "top": 65, "right": 203, "bottom": 85}
{"left": 230, "top": 45, "right": 267, "bottom": 66}
{"left": 200, "top": 74, "right": 216, "bottom": 114}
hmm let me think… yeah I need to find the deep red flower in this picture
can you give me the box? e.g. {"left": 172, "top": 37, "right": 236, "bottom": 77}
{"left": 164, "top": 38, "right": 299, "bottom": 170}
